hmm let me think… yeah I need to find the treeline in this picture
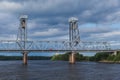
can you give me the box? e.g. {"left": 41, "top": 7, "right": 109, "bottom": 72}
{"left": 0, "top": 56, "right": 51, "bottom": 60}
{"left": 51, "top": 52, "right": 92, "bottom": 61}
{"left": 1, "top": 52, "right": 120, "bottom": 62}
{"left": 51, "top": 52, "right": 120, "bottom": 63}
{"left": 94, "top": 52, "right": 120, "bottom": 62}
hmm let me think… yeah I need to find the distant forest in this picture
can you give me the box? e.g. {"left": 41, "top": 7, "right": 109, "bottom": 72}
{"left": 0, "top": 56, "right": 51, "bottom": 60}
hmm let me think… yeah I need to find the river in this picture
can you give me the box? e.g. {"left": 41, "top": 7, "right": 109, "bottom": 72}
{"left": 0, "top": 60, "right": 120, "bottom": 80}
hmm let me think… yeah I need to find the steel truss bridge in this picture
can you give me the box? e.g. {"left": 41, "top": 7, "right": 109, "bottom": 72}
{"left": 0, "top": 40, "right": 113, "bottom": 52}
{"left": 0, "top": 15, "right": 119, "bottom": 53}
{"left": 0, "top": 15, "right": 119, "bottom": 64}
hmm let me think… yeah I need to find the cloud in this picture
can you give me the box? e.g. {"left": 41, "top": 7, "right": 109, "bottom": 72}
{"left": 90, "top": 30, "right": 120, "bottom": 38}
{"left": 0, "top": 1, "right": 22, "bottom": 12}
{"left": 29, "top": 27, "right": 68, "bottom": 39}
{"left": 105, "top": 11, "right": 120, "bottom": 22}
{"left": 0, "top": 34, "right": 17, "bottom": 40}
{"left": 0, "top": 0, "right": 120, "bottom": 42}
{"left": 31, "top": 28, "right": 59, "bottom": 36}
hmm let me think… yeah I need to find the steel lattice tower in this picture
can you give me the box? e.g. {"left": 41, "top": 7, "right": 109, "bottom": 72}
{"left": 17, "top": 15, "right": 28, "bottom": 50}
{"left": 69, "top": 17, "right": 80, "bottom": 48}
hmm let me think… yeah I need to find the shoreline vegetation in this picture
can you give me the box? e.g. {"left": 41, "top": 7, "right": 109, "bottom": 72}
{"left": 0, "top": 52, "right": 120, "bottom": 64}
{"left": 51, "top": 52, "right": 120, "bottom": 64}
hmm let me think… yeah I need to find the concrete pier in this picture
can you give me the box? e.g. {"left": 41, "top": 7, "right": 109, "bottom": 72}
{"left": 23, "top": 52, "right": 28, "bottom": 65}
{"left": 69, "top": 51, "right": 75, "bottom": 64}
{"left": 113, "top": 51, "right": 117, "bottom": 56}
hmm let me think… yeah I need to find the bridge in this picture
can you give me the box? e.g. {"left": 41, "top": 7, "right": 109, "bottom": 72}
{"left": 0, "top": 15, "right": 119, "bottom": 64}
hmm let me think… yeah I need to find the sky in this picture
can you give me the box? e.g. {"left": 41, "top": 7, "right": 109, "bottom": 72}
{"left": 0, "top": 0, "right": 120, "bottom": 56}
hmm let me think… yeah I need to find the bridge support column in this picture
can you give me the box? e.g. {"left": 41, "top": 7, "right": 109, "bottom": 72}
{"left": 23, "top": 52, "right": 28, "bottom": 65}
{"left": 69, "top": 51, "right": 75, "bottom": 64}
{"left": 113, "top": 51, "right": 117, "bottom": 56}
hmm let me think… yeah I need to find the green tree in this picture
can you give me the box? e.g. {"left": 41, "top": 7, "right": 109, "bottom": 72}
{"left": 51, "top": 52, "right": 85, "bottom": 61}
{"left": 113, "top": 53, "right": 120, "bottom": 61}
{"left": 94, "top": 52, "right": 109, "bottom": 61}
{"left": 107, "top": 55, "right": 115, "bottom": 61}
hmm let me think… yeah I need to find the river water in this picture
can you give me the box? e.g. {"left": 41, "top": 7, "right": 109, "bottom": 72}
{"left": 0, "top": 60, "right": 120, "bottom": 80}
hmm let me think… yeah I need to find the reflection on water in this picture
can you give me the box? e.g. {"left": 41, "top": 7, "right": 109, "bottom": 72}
{"left": 0, "top": 60, "right": 120, "bottom": 80}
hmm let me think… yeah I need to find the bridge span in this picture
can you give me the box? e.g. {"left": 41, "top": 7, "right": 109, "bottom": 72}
{"left": 0, "top": 15, "right": 119, "bottom": 64}
{"left": 0, "top": 50, "right": 118, "bottom": 52}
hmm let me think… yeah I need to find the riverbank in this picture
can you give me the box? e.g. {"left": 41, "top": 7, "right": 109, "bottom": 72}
{"left": 99, "top": 60, "right": 120, "bottom": 64}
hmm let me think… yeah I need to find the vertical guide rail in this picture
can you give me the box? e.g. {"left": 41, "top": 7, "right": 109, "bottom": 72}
{"left": 68, "top": 17, "right": 80, "bottom": 64}
{"left": 18, "top": 15, "right": 28, "bottom": 65}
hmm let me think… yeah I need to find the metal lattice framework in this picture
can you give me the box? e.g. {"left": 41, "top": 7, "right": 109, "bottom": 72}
{"left": 0, "top": 15, "right": 119, "bottom": 53}
{"left": 0, "top": 40, "right": 113, "bottom": 52}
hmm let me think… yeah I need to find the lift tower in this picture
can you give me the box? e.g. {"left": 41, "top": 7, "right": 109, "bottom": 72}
{"left": 69, "top": 17, "right": 80, "bottom": 64}
{"left": 18, "top": 15, "right": 28, "bottom": 65}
